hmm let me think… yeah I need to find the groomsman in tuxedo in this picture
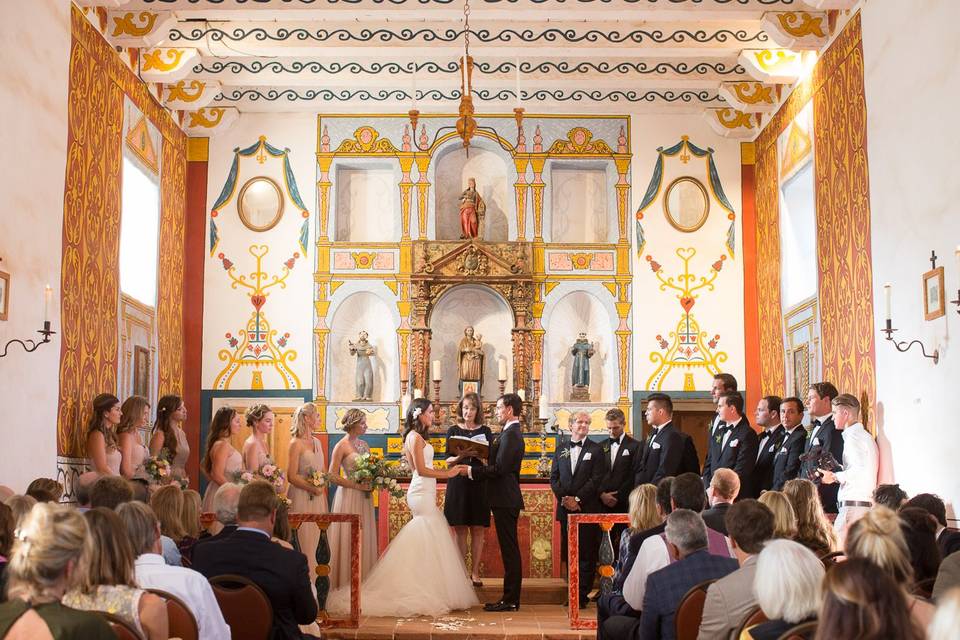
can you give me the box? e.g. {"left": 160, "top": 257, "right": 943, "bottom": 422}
{"left": 635, "top": 393, "right": 684, "bottom": 486}
{"left": 743, "top": 395, "right": 784, "bottom": 499}
{"left": 472, "top": 393, "right": 525, "bottom": 611}
{"left": 702, "top": 373, "right": 738, "bottom": 487}
{"left": 551, "top": 411, "right": 606, "bottom": 608}
{"left": 705, "top": 392, "right": 758, "bottom": 492}
{"left": 598, "top": 408, "right": 642, "bottom": 563}
{"left": 772, "top": 397, "right": 807, "bottom": 490}
{"left": 801, "top": 381, "right": 843, "bottom": 514}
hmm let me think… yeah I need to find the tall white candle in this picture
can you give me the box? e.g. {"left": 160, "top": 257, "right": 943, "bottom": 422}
{"left": 413, "top": 388, "right": 423, "bottom": 399}
{"left": 401, "top": 393, "right": 412, "bottom": 416}
{"left": 518, "top": 389, "right": 526, "bottom": 402}
{"left": 43, "top": 284, "right": 52, "bottom": 324}
{"left": 498, "top": 358, "right": 508, "bottom": 381}
{"left": 883, "top": 283, "right": 892, "bottom": 321}
{"left": 432, "top": 360, "right": 441, "bottom": 381}
{"left": 955, "top": 245, "right": 960, "bottom": 274}
{"left": 539, "top": 394, "right": 549, "bottom": 418}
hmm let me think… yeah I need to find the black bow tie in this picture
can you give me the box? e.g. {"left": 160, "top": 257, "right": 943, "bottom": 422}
{"left": 570, "top": 440, "right": 583, "bottom": 448}
{"left": 608, "top": 437, "right": 622, "bottom": 446}
{"left": 813, "top": 419, "right": 822, "bottom": 427}
{"left": 761, "top": 430, "right": 775, "bottom": 438}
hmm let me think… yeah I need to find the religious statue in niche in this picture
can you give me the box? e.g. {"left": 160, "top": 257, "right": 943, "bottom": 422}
{"left": 569, "top": 332, "right": 597, "bottom": 402}
{"left": 348, "top": 331, "right": 375, "bottom": 401}
{"left": 458, "top": 326, "right": 485, "bottom": 395}
{"left": 459, "top": 178, "right": 486, "bottom": 240}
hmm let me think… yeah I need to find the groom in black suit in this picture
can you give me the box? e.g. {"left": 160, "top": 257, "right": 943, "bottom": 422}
{"left": 551, "top": 410, "right": 605, "bottom": 608}
{"left": 471, "top": 393, "right": 525, "bottom": 611}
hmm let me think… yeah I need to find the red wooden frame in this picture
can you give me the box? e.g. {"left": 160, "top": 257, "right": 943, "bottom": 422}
{"left": 567, "top": 513, "right": 630, "bottom": 630}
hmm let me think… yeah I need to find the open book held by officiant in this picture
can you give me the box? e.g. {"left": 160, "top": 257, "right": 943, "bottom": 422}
{"left": 447, "top": 434, "right": 490, "bottom": 463}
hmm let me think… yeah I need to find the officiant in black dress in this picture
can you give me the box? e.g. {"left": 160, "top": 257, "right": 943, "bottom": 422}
{"left": 443, "top": 392, "right": 492, "bottom": 586}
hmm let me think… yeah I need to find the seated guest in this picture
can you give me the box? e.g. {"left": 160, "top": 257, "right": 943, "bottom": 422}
{"left": 817, "top": 558, "right": 924, "bottom": 640}
{"left": 928, "top": 587, "right": 960, "bottom": 640}
{"left": 758, "top": 491, "right": 798, "bottom": 540}
{"left": 612, "top": 484, "right": 661, "bottom": 591}
{"left": 202, "top": 482, "right": 241, "bottom": 541}
{"left": 75, "top": 480, "right": 92, "bottom": 511}
{"left": 702, "top": 468, "right": 739, "bottom": 535}
{"left": 0, "top": 503, "right": 13, "bottom": 600}
{"left": 742, "top": 539, "right": 823, "bottom": 640}
{"left": 63, "top": 508, "right": 168, "bottom": 640}
{"left": 815, "top": 394, "right": 878, "bottom": 539}
{"left": 25, "top": 478, "right": 63, "bottom": 503}
{"left": 89, "top": 475, "right": 133, "bottom": 510}
{"left": 180, "top": 489, "right": 205, "bottom": 558}
{"left": 636, "top": 510, "right": 738, "bottom": 640}
{"left": 771, "top": 397, "right": 806, "bottom": 491}
{"left": 873, "top": 483, "right": 909, "bottom": 511}
{"left": 151, "top": 484, "right": 189, "bottom": 565}
{"left": 4, "top": 495, "right": 36, "bottom": 530}
{"left": 192, "top": 480, "right": 318, "bottom": 640}
{"left": 636, "top": 394, "right": 685, "bottom": 486}
{"left": 933, "top": 551, "right": 960, "bottom": 600}
{"left": 117, "top": 501, "right": 231, "bottom": 640}
{"left": 845, "top": 507, "right": 935, "bottom": 629}
{"left": 783, "top": 478, "right": 838, "bottom": 557}
{"left": 698, "top": 500, "right": 775, "bottom": 640}
{"left": 898, "top": 506, "right": 942, "bottom": 584}
{"left": 904, "top": 493, "right": 960, "bottom": 559}
{"left": 598, "top": 478, "right": 672, "bottom": 638}
{"left": 744, "top": 396, "right": 783, "bottom": 499}
{"left": 0, "top": 503, "right": 114, "bottom": 639}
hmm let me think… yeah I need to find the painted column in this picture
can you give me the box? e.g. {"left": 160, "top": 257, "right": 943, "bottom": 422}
{"left": 415, "top": 155, "right": 431, "bottom": 239}
{"left": 514, "top": 157, "right": 529, "bottom": 241}
{"left": 530, "top": 156, "right": 546, "bottom": 240}
{"left": 398, "top": 155, "right": 415, "bottom": 242}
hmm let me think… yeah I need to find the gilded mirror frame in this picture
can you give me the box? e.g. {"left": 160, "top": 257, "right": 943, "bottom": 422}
{"left": 238, "top": 176, "right": 285, "bottom": 232}
{"left": 663, "top": 176, "right": 710, "bottom": 233}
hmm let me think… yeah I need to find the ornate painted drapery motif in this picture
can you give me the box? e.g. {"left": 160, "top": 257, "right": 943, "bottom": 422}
{"left": 158, "top": 136, "right": 187, "bottom": 396}
{"left": 754, "top": 142, "right": 786, "bottom": 396}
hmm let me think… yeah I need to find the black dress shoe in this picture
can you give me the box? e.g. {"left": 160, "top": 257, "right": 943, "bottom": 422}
{"left": 483, "top": 601, "right": 520, "bottom": 612}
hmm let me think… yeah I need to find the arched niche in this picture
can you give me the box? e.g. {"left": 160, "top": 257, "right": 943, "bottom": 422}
{"left": 333, "top": 161, "right": 399, "bottom": 242}
{"left": 429, "top": 284, "right": 514, "bottom": 402}
{"left": 542, "top": 290, "right": 616, "bottom": 403}
{"left": 433, "top": 141, "right": 511, "bottom": 242}
{"left": 327, "top": 291, "right": 398, "bottom": 402}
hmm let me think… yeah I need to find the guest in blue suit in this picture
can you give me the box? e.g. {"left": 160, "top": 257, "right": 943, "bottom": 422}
{"left": 625, "top": 509, "right": 738, "bottom": 640}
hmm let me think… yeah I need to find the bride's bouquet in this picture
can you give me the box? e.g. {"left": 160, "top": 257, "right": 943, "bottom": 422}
{"left": 349, "top": 453, "right": 406, "bottom": 498}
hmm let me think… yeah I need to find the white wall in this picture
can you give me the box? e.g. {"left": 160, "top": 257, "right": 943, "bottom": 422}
{"left": 0, "top": 0, "right": 70, "bottom": 491}
{"left": 862, "top": 0, "right": 960, "bottom": 515}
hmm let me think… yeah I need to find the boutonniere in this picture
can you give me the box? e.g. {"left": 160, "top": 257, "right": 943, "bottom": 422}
{"left": 602, "top": 444, "right": 611, "bottom": 454}
{"left": 560, "top": 448, "right": 571, "bottom": 459}
{"left": 714, "top": 433, "right": 723, "bottom": 445}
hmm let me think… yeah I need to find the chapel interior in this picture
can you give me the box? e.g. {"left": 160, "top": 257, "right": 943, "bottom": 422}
{"left": 1, "top": 0, "right": 958, "bottom": 637}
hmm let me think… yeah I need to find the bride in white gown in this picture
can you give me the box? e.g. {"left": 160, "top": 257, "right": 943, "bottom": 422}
{"left": 326, "top": 398, "right": 480, "bottom": 617}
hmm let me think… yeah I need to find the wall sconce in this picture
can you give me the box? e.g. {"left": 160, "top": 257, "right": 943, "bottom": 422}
{"left": 952, "top": 245, "right": 960, "bottom": 315}
{"left": 881, "top": 283, "right": 939, "bottom": 364}
{"left": 1, "top": 284, "right": 57, "bottom": 358}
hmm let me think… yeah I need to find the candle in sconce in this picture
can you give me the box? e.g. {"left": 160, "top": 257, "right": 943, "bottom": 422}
{"left": 539, "top": 394, "right": 549, "bottom": 419}
{"left": 955, "top": 245, "right": 960, "bottom": 274}
{"left": 498, "top": 358, "right": 508, "bottom": 381}
{"left": 883, "top": 283, "right": 892, "bottom": 321}
{"left": 43, "top": 284, "right": 52, "bottom": 324}
{"left": 517, "top": 389, "right": 526, "bottom": 402}
{"left": 432, "top": 360, "right": 441, "bottom": 381}
{"left": 413, "top": 388, "right": 423, "bottom": 399}
{"left": 401, "top": 393, "right": 412, "bottom": 416}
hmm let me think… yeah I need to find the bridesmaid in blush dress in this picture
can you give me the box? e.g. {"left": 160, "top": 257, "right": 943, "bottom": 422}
{"left": 242, "top": 404, "right": 274, "bottom": 474}
{"left": 149, "top": 395, "right": 191, "bottom": 486}
{"left": 201, "top": 407, "right": 244, "bottom": 512}
{"left": 80, "top": 393, "right": 123, "bottom": 487}
{"left": 287, "top": 402, "right": 328, "bottom": 579}
{"left": 327, "top": 409, "right": 377, "bottom": 590}
{"left": 117, "top": 395, "right": 151, "bottom": 482}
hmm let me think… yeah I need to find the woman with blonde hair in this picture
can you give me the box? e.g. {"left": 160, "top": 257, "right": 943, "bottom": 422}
{"left": 443, "top": 392, "right": 492, "bottom": 586}
{"left": 80, "top": 393, "right": 123, "bottom": 487}
{"left": 242, "top": 403, "right": 274, "bottom": 474}
{"left": 758, "top": 490, "right": 798, "bottom": 539}
{"left": 4, "top": 495, "right": 37, "bottom": 530}
{"left": 180, "top": 489, "right": 204, "bottom": 551}
{"left": 286, "top": 402, "right": 328, "bottom": 578}
{"left": 845, "top": 506, "right": 935, "bottom": 629}
{"left": 327, "top": 408, "right": 378, "bottom": 589}
{"left": 63, "top": 508, "right": 168, "bottom": 639}
{"left": 200, "top": 406, "right": 244, "bottom": 512}
{"left": 0, "top": 503, "right": 114, "bottom": 638}
{"left": 612, "top": 484, "right": 660, "bottom": 591}
{"left": 783, "top": 478, "right": 838, "bottom": 557}
{"left": 117, "top": 395, "right": 150, "bottom": 481}
{"left": 149, "top": 394, "right": 190, "bottom": 485}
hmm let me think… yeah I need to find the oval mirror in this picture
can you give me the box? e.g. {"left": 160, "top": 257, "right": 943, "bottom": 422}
{"left": 238, "top": 177, "right": 284, "bottom": 232}
{"left": 664, "top": 176, "right": 709, "bottom": 233}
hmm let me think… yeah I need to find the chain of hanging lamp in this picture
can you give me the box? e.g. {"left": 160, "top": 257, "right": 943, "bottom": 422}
{"left": 456, "top": 0, "right": 477, "bottom": 153}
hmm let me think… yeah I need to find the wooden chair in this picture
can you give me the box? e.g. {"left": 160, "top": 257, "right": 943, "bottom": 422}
{"left": 674, "top": 579, "right": 716, "bottom": 640}
{"left": 733, "top": 605, "right": 768, "bottom": 639}
{"left": 209, "top": 574, "right": 273, "bottom": 640}
{"left": 146, "top": 588, "right": 199, "bottom": 640}
{"left": 97, "top": 611, "right": 140, "bottom": 640}
{"left": 776, "top": 620, "right": 818, "bottom": 640}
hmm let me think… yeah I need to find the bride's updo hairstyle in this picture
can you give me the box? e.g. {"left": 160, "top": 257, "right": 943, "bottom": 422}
{"left": 402, "top": 398, "right": 432, "bottom": 441}
{"left": 340, "top": 408, "right": 366, "bottom": 434}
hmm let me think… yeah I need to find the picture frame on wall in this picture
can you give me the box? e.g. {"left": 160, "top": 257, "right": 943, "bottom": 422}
{"left": 923, "top": 266, "right": 945, "bottom": 321}
{"left": 133, "top": 345, "right": 150, "bottom": 398}
{"left": 0, "top": 269, "right": 9, "bottom": 321}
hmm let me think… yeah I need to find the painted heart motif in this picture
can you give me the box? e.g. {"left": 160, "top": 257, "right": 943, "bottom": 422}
{"left": 251, "top": 294, "right": 266, "bottom": 310}
{"left": 680, "top": 296, "right": 695, "bottom": 312}
{"left": 676, "top": 247, "right": 697, "bottom": 261}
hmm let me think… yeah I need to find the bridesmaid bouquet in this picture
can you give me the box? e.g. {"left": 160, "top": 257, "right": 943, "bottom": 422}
{"left": 257, "top": 460, "right": 287, "bottom": 492}
{"left": 143, "top": 456, "right": 171, "bottom": 484}
{"left": 349, "top": 453, "right": 405, "bottom": 498}
{"left": 306, "top": 468, "right": 327, "bottom": 501}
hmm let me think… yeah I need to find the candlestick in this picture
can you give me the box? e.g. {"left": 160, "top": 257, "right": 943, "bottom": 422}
{"left": 432, "top": 359, "right": 441, "bottom": 381}
{"left": 883, "top": 283, "right": 892, "bottom": 321}
{"left": 498, "top": 380, "right": 506, "bottom": 397}
{"left": 43, "top": 284, "right": 52, "bottom": 324}
{"left": 433, "top": 379, "right": 441, "bottom": 404}
{"left": 497, "top": 358, "right": 507, "bottom": 381}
